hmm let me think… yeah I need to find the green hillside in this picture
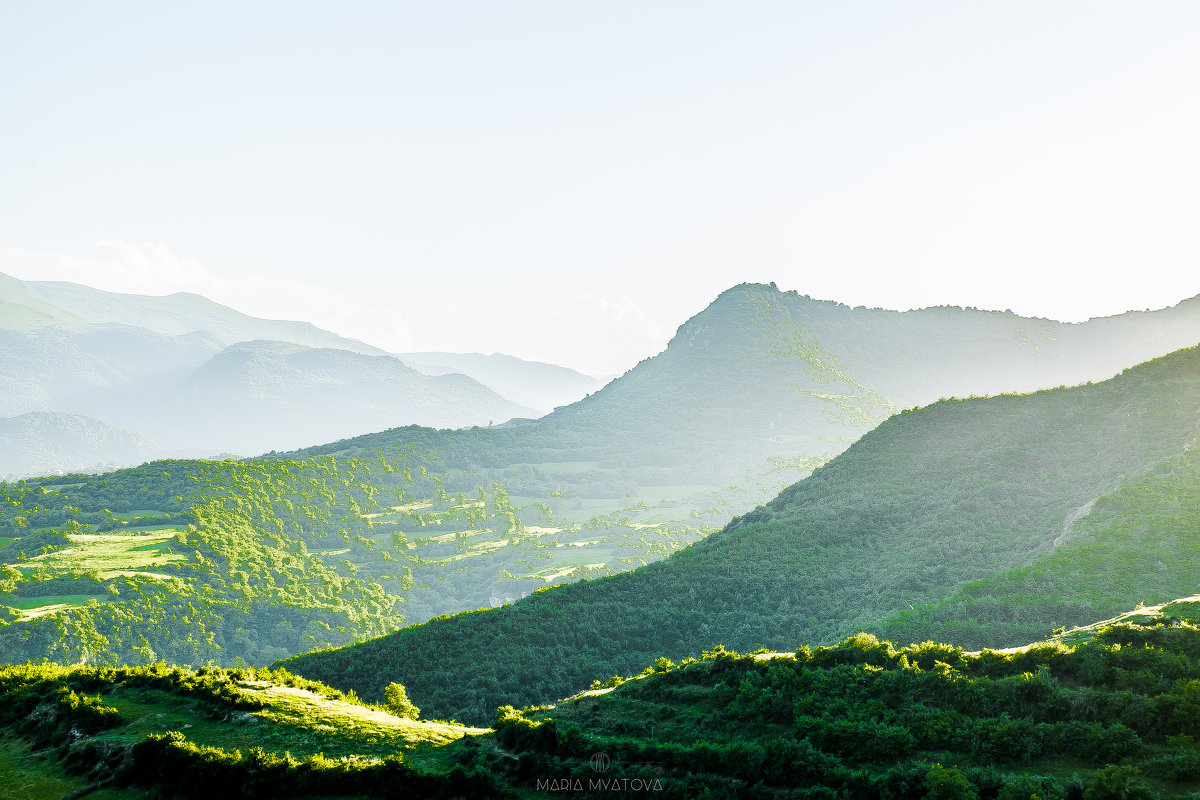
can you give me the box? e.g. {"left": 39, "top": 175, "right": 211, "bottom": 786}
{"left": 282, "top": 346, "right": 1200, "bottom": 723}
{"left": 0, "top": 448, "right": 725, "bottom": 667}
{"left": 0, "top": 457, "right": 413, "bottom": 667}
{"left": 12, "top": 605, "right": 1200, "bottom": 798}
{"left": 489, "top": 605, "right": 1200, "bottom": 798}
{"left": 874, "top": 445, "right": 1200, "bottom": 649}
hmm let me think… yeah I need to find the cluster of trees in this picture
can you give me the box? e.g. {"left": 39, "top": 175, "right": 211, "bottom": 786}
{"left": 0, "top": 456, "right": 419, "bottom": 666}
{"left": 482, "top": 619, "right": 1200, "bottom": 797}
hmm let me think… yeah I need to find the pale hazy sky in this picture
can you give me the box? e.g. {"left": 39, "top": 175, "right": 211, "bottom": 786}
{"left": 3, "top": 2, "right": 1199, "bottom": 375}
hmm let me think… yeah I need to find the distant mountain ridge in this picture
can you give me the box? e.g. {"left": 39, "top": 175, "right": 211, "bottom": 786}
{"left": 0, "top": 272, "right": 540, "bottom": 469}
{"left": 396, "top": 352, "right": 605, "bottom": 415}
{"left": 0, "top": 271, "right": 386, "bottom": 355}
{"left": 0, "top": 411, "right": 161, "bottom": 478}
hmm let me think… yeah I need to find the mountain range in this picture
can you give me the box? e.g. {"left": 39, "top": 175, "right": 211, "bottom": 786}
{"left": 396, "top": 351, "right": 606, "bottom": 416}
{"left": 0, "top": 272, "right": 607, "bottom": 475}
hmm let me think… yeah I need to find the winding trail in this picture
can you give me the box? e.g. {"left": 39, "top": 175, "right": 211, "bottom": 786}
{"left": 1053, "top": 498, "right": 1098, "bottom": 548}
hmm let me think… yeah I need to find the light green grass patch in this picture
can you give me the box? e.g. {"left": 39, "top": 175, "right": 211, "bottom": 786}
{"left": 12, "top": 600, "right": 111, "bottom": 621}
{"left": 109, "top": 509, "right": 171, "bottom": 520}
{"left": 112, "top": 523, "right": 187, "bottom": 534}
{"left": 26, "top": 531, "right": 187, "bottom": 580}
{"left": 95, "top": 681, "right": 486, "bottom": 765}
{"left": 412, "top": 529, "right": 494, "bottom": 546}
{"left": 366, "top": 501, "right": 434, "bottom": 521}
{"left": 3, "top": 594, "right": 110, "bottom": 611}
{"left": 246, "top": 682, "right": 487, "bottom": 750}
{"left": 0, "top": 538, "right": 11, "bottom": 548}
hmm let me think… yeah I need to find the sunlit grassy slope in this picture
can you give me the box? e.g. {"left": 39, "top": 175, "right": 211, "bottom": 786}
{"left": 0, "top": 663, "right": 493, "bottom": 799}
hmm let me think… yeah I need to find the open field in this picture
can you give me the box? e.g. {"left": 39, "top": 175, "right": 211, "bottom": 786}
{"left": 25, "top": 531, "right": 186, "bottom": 580}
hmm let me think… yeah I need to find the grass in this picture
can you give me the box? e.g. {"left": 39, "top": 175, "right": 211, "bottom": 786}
{"left": 0, "top": 537, "right": 11, "bottom": 548}
{"left": 412, "top": 528, "right": 496, "bottom": 546}
{"left": 0, "top": 594, "right": 113, "bottom": 621}
{"left": 1047, "top": 596, "right": 1200, "bottom": 647}
{"left": 25, "top": 531, "right": 187, "bottom": 580}
{"left": 71, "top": 673, "right": 488, "bottom": 774}
{"left": 109, "top": 509, "right": 173, "bottom": 520}
{"left": 0, "top": 736, "right": 135, "bottom": 800}
{"left": 0, "top": 667, "right": 491, "bottom": 800}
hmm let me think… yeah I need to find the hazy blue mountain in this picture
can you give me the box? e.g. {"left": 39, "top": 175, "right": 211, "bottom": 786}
{"left": 397, "top": 351, "right": 606, "bottom": 415}
{"left": 83, "top": 341, "right": 537, "bottom": 455}
{"left": 0, "top": 325, "right": 223, "bottom": 417}
{"left": 0, "top": 271, "right": 386, "bottom": 355}
{"left": 0, "top": 274, "right": 540, "bottom": 467}
{"left": 0, "top": 411, "right": 161, "bottom": 479}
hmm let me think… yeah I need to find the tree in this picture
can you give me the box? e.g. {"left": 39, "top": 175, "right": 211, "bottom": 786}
{"left": 925, "top": 764, "right": 979, "bottom": 800}
{"left": 384, "top": 682, "right": 420, "bottom": 720}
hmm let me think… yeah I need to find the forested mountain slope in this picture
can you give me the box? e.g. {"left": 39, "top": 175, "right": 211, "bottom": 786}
{"left": 874, "top": 443, "right": 1200, "bottom": 649}
{"left": 282, "top": 345, "right": 1200, "bottom": 723}
{"left": 0, "top": 445, "right": 709, "bottom": 667}
{"left": 0, "top": 456, "right": 417, "bottom": 667}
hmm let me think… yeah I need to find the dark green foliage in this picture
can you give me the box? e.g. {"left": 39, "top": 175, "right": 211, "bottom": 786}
{"left": 876, "top": 445, "right": 1200, "bottom": 649}
{"left": 486, "top": 620, "right": 1200, "bottom": 797}
{"left": 124, "top": 732, "right": 500, "bottom": 799}
{"left": 284, "top": 347, "right": 1200, "bottom": 722}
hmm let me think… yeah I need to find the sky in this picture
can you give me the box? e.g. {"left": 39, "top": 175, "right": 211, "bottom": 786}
{"left": 2, "top": 1, "right": 1199, "bottom": 376}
